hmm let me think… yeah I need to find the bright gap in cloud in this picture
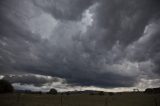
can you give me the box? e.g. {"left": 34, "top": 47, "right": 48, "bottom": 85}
{"left": 28, "top": 13, "right": 58, "bottom": 39}
{"left": 0, "top": 75, "right": 4, "bottom": 79}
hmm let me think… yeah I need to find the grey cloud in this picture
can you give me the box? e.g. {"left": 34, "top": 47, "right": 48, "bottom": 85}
{"left": 3, "top": 74, "right": 62, "bottom": 87}
{"left": 33, "top": 0, "right": 95, "bottom": 20}
{"left": 0, "top": 0, "right": 160, "bottom": 90}
{"left": 125, "top": 20, "right": 160, "bottom": 75}
{"left": 93, "top": 0, "right": 160, "bottom": 48}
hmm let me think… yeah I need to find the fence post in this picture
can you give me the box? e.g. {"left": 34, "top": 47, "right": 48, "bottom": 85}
{"left": 17, "top": 94, "right": 20, "bottom": 106}
{"left": 105, "top": 97, "right": 108, "bottom": 106}
{"left": 154, "top": 97, "right": 158, "bottom": 106}
{"left": 61, "top": 95, "right": 63, "bottom": 106}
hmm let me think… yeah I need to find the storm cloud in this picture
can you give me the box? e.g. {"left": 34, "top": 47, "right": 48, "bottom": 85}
{"left": 0, "top": 0, "right": 160, "bottom": 91}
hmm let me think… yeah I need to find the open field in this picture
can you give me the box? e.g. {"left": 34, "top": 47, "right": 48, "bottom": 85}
{"left": 0, "top": 93, "right": 160, "bottom": 106}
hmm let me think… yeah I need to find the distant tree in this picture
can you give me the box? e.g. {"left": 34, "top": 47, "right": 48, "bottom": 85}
{"left": 0, "top": 79, "right": 14, "bottom": 93}
{"left": 153, "top": 87, "right": 160, "bottom": 93}
{"left": 99, "top": 91, "right": 105, "bottom": 96}
{"left": 24, "top": 90, "right": 32, "bottom": 94}
{"left": 145, "top": 88, "right": 153, "bottom": 94}
{"left": 133, "top": 89, "right": 139, "bottom": 92}
{"left": 65, "top": 92, "right": 70, "bottom": 95}
{"left": 48, "top": 88, "right": 58, "bottom": 95}
{"left": 37, "top": 91, "right": 42, "bottom": 94}
{"left": 108, "top": 92, "right": 114, "bottom": 96}
{"left": 145, "top": 87, "right": 160, "bottom": 94}
{"left": 89, "top": 92, "right": 94, "bottom": 95}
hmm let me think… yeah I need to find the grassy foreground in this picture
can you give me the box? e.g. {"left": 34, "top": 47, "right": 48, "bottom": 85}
{"left": 0, "top": 93, "right": 160, "bottom": 106}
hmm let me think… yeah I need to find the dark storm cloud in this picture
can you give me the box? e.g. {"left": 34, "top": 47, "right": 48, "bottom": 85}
{"left": 33, "top": 0, "right": 95, "bottom": 20}
{"left": 0, "top": 0, "right": 160, "bottom": 89}
{"left": 125, "top": 19, "right": 160, "bottom": 75}
{"left": 93, "top": 0, "right": 160, "bottom": 48}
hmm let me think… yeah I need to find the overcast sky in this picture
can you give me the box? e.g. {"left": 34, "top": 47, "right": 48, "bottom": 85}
{"left": 0, "top": 0, "right": 160, "bottom": 92}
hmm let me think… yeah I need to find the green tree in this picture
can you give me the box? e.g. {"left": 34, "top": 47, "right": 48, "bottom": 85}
{"left": 0, "top": 79, "right": 14, "bottom": 93}
{"left": 48, "top": 88, "right": 57, "bottom": 95}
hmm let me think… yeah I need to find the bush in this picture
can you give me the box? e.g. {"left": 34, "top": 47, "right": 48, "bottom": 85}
{"left": 48, "top": 88, "right": 58, "bottom": 95}
{"left": 0, "top": 79, "right": 14, "bottom": 93}
{"left": 65, "top": 92, "right": 70, "bottom": 95}
{"left": 108, "top": 92, "right": 114, "bottom": 96}
{"left": 99, "top": 91, "right": 105, "bottom": 96}
{"left": 145, "top": 87, "right": 160, "bottom": 94}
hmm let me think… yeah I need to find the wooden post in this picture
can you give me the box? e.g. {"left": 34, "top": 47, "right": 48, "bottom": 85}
{"left": 154, "top": 97, "right": 158, "bottom": 106}
{"left": 17, "top": 94, "right": 20, "bottom": 105}
{"left": 61, "top": 95, "right": 63, "bottom": 106}
{"left": 105, "top": 97, "right": 108, "bottom": 106}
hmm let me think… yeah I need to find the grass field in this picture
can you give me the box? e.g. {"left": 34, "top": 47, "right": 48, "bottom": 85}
{"left": 0, "top": 93, "right": 160, "bottom": 106}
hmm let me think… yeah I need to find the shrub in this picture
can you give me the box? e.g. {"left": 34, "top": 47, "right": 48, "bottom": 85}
{"left": 108, "top": 92, "right": 114, "bottom": 96}
{"left": 65, "top": 92, "right": 70, "bottom": 95}
{"left": 99, "top": 91, "right": 105, "bottom": 96}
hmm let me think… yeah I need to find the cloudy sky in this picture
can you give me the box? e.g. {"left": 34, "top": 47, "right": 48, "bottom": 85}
{"left": 0, "top": 0, "right": 160, "bottom": 92}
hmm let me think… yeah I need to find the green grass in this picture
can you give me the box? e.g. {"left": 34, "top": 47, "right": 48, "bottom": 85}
{"left": 0, "top": 93, "right": 160, "bottom": 106}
